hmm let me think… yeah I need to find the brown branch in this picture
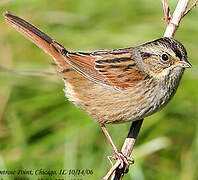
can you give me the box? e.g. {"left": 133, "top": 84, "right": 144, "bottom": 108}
{"left": 112, "top": 120, "right": 143, "bottom": 180}
{"left": 163, "top": 0, "right": 191, "bottom": 37}
{"left": 102, "top": 120, "right": 143, "bottom": 180}
{"left": 161, "top": 0, "right": 172, "bottom": 23}
{"left": 183, "top": 0, "right": 198, "bottom": 17}
{"left": 102, "top": 160, "right": 121, "bottom": 180}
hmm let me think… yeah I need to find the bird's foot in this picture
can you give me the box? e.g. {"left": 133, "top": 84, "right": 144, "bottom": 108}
{"left": 108, "top": 152, "right": 134, "bottom": 169}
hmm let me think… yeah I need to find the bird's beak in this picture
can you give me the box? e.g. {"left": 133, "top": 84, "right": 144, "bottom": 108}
{"left": 174, "top": 58, "right": 192, "bottom": 68}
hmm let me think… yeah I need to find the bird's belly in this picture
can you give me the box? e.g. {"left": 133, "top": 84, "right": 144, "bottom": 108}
{"left": 97, "top": 85, "right": 174, "bottom": 124}
{"left": 64, "top": 74, "right": 180, "bottom": 124}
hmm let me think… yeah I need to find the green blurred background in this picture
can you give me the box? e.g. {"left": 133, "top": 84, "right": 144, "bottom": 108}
{"left": 0, "top": 0, "right": 198, "bottom": 179}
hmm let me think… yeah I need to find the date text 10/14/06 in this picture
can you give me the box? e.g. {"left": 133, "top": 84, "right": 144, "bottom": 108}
{"left": 60, "top": 169, "right": 93, "bottom": 176}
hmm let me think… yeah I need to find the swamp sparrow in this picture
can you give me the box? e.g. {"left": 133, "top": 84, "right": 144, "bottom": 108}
{"left": 4, "top": 11, "right": 191, "bottom": 165}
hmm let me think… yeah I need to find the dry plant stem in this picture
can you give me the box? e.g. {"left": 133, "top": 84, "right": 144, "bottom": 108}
{"left": 183, "top": 0, "right": 198, "bottom": 16}
{"left": 120, "top": 120, "right": 143, "bottom": 155}
{"left": 102, "top": 161, "right": 121, "bottom": 180}
{"left": 102, "top": 120, "right": 143, "bottom": 180}
{"left": 163, "top": 0, "right": 191, "bottom": 37}
{"left": 161, "top": 0, "right": 172, "bottom": 22}
{"left": 111, "top": 120, "right": 143, "bottom": 180}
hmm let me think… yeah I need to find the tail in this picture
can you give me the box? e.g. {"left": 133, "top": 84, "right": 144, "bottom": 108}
{"left": 3, "top": 11, "right": 107, "bottom": 85}
{"left": 4, "top": 11, "right": 68, "bottom": 67}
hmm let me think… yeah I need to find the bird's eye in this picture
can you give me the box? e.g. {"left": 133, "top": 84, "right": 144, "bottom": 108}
{"left": 161, "top": 53, "right": 169, "bottom": 61}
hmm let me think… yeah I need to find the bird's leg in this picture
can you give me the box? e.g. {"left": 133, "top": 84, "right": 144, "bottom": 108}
{"left": 100, "top": 124, "right": 134, "bottom": 168}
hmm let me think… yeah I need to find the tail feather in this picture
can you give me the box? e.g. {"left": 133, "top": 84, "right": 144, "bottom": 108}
{"left": 3, "top": 11, "right": 106, "bottom": 85}
{"left": 4, "top": 11, "right": 68, "bottom": 67}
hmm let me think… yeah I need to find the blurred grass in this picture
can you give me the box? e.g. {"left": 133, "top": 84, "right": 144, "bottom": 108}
{"left": 0, "top": 0, "right": 198, "bottom": 179}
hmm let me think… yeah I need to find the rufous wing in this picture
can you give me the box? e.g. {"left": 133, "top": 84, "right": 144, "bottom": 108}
{"left": 4, "top": 11, "right": 148, "bottom": 88}
{"left": 65, "top": 50, "right": 148, "bottom": 87}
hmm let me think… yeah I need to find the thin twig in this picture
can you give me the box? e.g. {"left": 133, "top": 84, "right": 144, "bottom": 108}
{"left": 112, "top": 120, "right": 143, "bottom": 180}
{"left": 163, "top": 0, "right": 191, "bottom": 37}
{"left": 102, "top": 161, "right": 121, "bottom": 180}
{"left": 102, "top": 120, "right": 143, "bottom": 180}
{"left": 183, "top": 0, "right": 198, "bottom": 17}
{"left": 161, "top": 0, "right": 172, "bottom": 22}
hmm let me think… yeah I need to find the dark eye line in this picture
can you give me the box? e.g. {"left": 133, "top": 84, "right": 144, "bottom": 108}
{"left": 140, "top": 52, "right": 156, "bottom": 60}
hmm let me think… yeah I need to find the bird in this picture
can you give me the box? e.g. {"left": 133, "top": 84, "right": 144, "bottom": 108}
{"left": 4, "top": 11, "right": 191, "bottom": 166}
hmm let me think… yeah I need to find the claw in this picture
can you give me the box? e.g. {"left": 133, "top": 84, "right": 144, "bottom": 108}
{"left": 114, "top": 152, "right": 134, "bottom": 168}
{"left": 108, "top": 152, "right": 134, "bottom": 169}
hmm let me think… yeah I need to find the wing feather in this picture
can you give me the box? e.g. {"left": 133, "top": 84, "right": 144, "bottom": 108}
{"left": 65, "top": 50, "right": 148, "bottom": 87}
{"left": 4, "top": 11, "right": 148, "bottom": 88}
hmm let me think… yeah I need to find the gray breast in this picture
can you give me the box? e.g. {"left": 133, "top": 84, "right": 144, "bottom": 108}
{"left": 128, "top": 67, "right": 185, "bottom": 121}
